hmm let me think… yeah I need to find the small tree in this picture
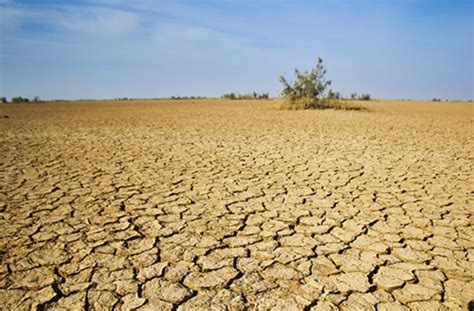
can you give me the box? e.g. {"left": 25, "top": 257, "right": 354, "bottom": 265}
{"left": 359, "top": 94, "right": 371, "bottom": 101}
{"left": 328, "top": 89, "right": 341, "bottom": 100}
{"left": 0, "top": 97, "right": 7, "bottom": 104}
{"left": 350, "top": 93, "right": 357, "bottom": 100}
{"left": 279, "top": 57, "right": 332, "bottom": 109}
{"left": 12, "top": 96, "right": 28, "bottom": 103}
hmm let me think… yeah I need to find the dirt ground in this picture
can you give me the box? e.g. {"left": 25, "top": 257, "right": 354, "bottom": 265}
{"left": 0, "top": 99, "right": 472, "bottom": 310}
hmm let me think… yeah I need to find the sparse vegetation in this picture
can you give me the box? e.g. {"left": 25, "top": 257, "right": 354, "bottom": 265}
{"left": 432, "top": 98, "right": 441, "bottom": 102}
{"left": 222, "top": 92, "right": 269, "bottom": 100}
{"left": 1, "top": 97, "right": 7, "bottom": 104}
{"left": 359, "top": 93, "right": 371, "bottom": 101}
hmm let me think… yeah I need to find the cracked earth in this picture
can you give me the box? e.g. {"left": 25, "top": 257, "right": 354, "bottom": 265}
{"left": 0, "top": 99, "right": 473, "bottom": 310}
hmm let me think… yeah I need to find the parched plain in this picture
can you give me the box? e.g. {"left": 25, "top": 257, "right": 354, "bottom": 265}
{"left": 0, "top": 99, "right": 472, "bottom": 310}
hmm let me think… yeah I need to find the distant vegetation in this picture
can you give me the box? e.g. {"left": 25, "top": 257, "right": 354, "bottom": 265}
{"left": 112, "top": 96, "right": 208, "bottom": 101}
{"left": 1, "top": 96, "right": 42, "bottom": 103}
{"left": 222, "top": 92, "right": 270, "bottom": 100}
{"left": 327, "top": 90, "right": 342, "bottom": 100}
{"left": 3, "top": 96, "right": 40, "bottom": 103}
{"left": 348, "top": 92, "right": 371, "bottom": 101}
{"left": 4, "top": 94, "right": 469, "bottom": 105}
{"left": 11, "top": 96, "right": 30, "bottom": 103}
{"left": 170, "top": 96, "right": 207, "bottom": 100}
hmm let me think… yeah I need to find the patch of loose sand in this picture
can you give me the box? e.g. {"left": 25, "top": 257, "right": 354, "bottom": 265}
{"left": 0, "top": 99, "right": 472, "bottom": 309}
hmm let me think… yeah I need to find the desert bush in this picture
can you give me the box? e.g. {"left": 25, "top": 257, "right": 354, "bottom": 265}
{"left": 350, "top": 93, "right": 357, "bottom": 100}
{"left": 328, "top": 89, "right": 341, "bottom": 100}
{"left": 0, "top": 97, "right": 7, "bottom": 104}
{"left": 432, "top": 98, "right": 441, "bottom": 102}
{"left": 278, "top": 57, "right": 333, "bottom": 109}
{"left": 359, "top": 93, "right": 371, "bottom": 101}
{"left": 170, "top": 96, "right": 207, "bottom": 100}
{"left": 11, "top": 96, "right": 29, "bottom": 103}
{"left": 222, "top": 93, "right": 236, "bottom": 100}
{"left": 222, "top": 92, "right": 269, "bottom": 100}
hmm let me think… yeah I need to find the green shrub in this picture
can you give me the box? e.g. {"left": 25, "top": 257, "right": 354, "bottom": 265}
{"left": 328, "top": 90, "right": 341, "bottom": 99}
{"left": 11, "top": 96, "right": 29, "bottom": 103}
{"left": 278, "top": 57, "right": 332, "bottom": 109}
{"left": 359, "top": 94, "right": 371, "bottom": 101}
{"left": 222, "top": 93, "right": 236, "bottom": 100}
{"left": 222, "top": 92, "right": 269, "bottom": 100}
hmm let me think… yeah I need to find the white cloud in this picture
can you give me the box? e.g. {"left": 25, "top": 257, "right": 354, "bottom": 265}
{"left": 56, "top": 7, "right": 139, "bottom": 35}
{"left": 152, "top": 24, "right": 226, "bottom": 43}
{"left": 87, "top": 0, "right": 259, "bottom": 41}
{"left": 0, "top": 0, "right": 265, "bottom": 61}
{"left": 0, "top": 2, "right": 139, "bottom": 36}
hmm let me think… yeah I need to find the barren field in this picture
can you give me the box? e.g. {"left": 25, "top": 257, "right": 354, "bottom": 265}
{"left": 0, "top": 99, "right": 473, "bottom": 310}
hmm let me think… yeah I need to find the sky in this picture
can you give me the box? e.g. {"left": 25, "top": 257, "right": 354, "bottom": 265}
{"left": 0, "top": 0, "right": 473, "bottom": 100}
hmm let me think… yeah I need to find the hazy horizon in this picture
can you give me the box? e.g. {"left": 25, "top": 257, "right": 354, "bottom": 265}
{"left": 1, "top": 0, "right": 473, "bottom": 101}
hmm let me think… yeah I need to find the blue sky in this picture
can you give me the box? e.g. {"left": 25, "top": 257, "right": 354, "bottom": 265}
{"left": 0, "top": 0, "right": 472, "bottom": 100}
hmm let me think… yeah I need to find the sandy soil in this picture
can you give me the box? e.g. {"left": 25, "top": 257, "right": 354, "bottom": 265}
{"left": 0, "top": 99, "right": 473, "bottom": 310}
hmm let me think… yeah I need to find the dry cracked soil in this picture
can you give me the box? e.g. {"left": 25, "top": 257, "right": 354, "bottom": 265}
{"left": 0, "top": 99, "right": 473, "bottom": 310}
